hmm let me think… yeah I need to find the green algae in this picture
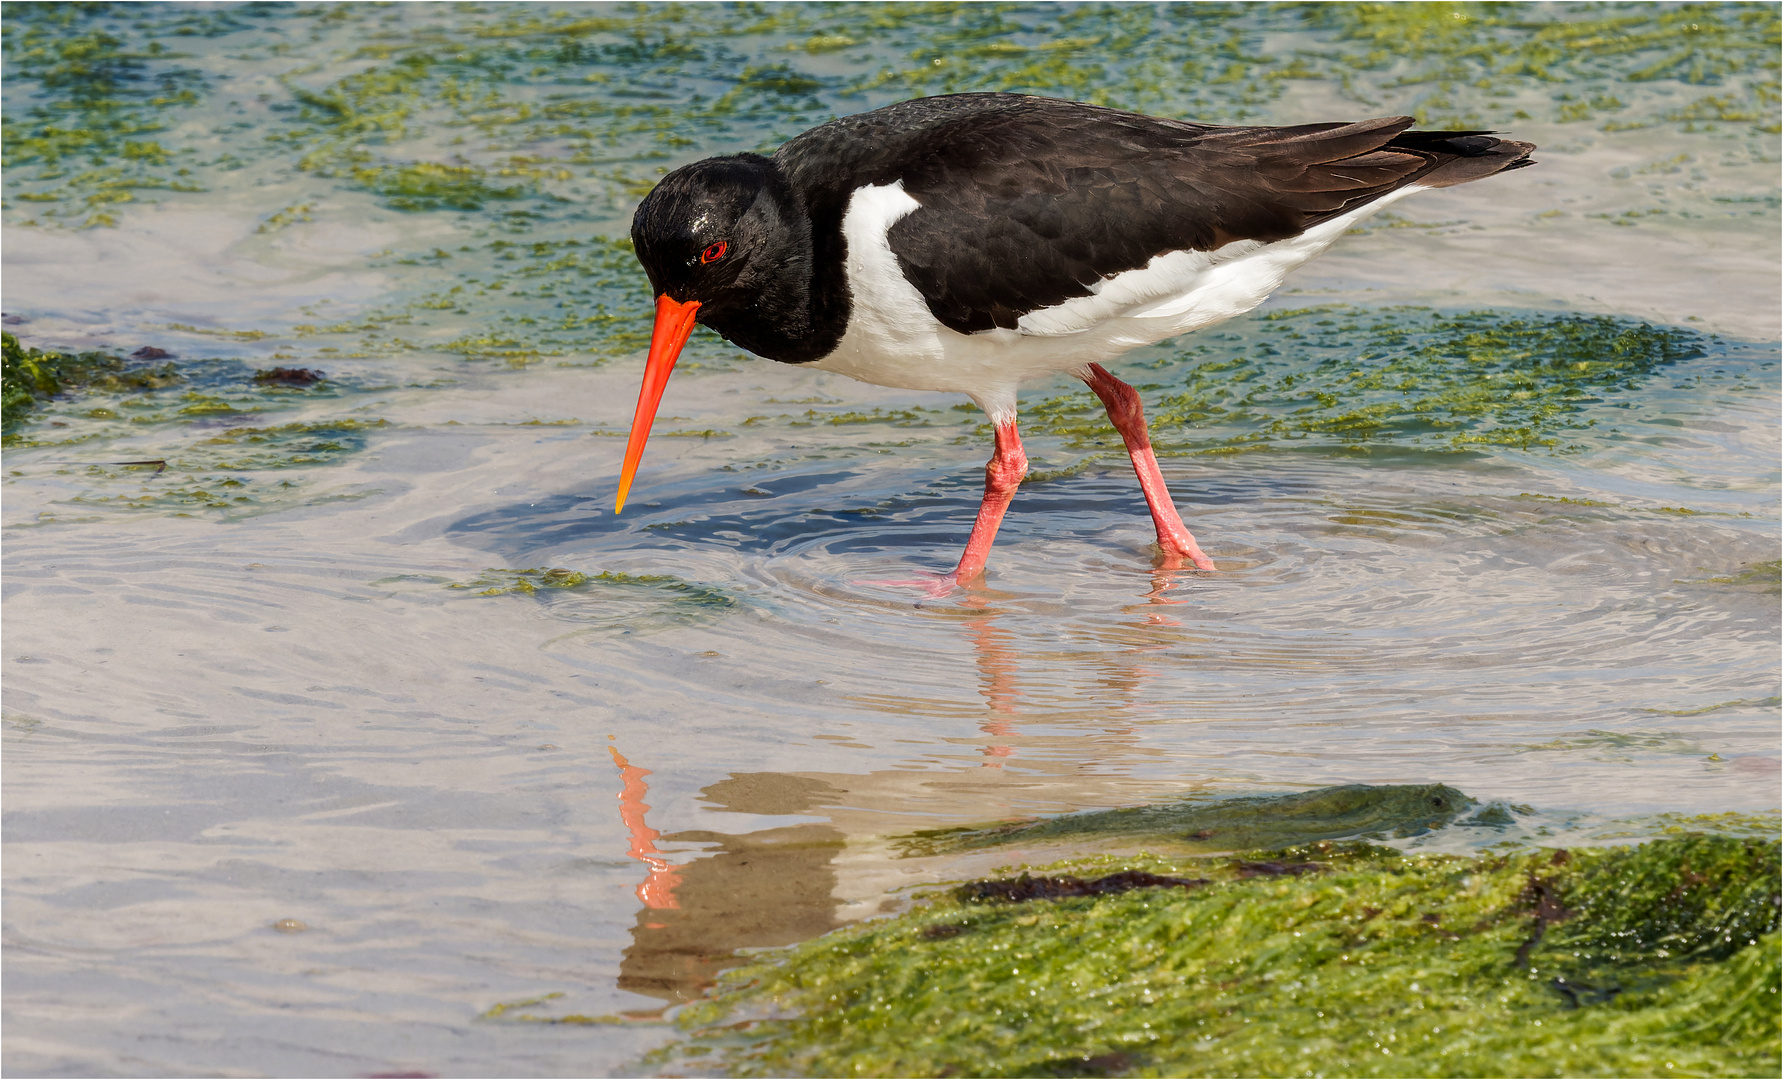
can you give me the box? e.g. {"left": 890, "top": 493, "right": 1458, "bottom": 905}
{"left": 1645, "top": 698, "right": 1782, "bottom": 719}
{"left": 274, "top": 0, "right": 1776, "bottom": 218}
{"left": 7, "top": 3, "right": 1779, "bottom": 234}
{"left": 1021, "top": 307, "right": 1729, "bottom": 457}
{"left": 8, "top": 5, "right": 1773, "bottom": 445}
{"left": 56, "top": 467, "right": 377, "bottom": 517}
{"left": 5, "top": 358, "right": 356, "bottom": 448}
{"left": 480, "top": 991, "right": 572, "bottom": 1021}
{"left": 4, "top": 7, "right": 1777, "bottom": 514}
{"left": 3, "top": 331, "right": 397, "bottom": 520}
{"left": 161, "top": 324, "right": 274, "bottom": 343}
{"left": 445, "top": 567, "right": 737, "bottom": 620}
{"left": 670, "top": 834, "right": 1781, "bottom": 1078}
{"left": 900, "top": 784, "right": 1482, "bottom": 858}
{"left": 9, "top": 382, "right": 390, "bottom": 518}
{"left": 2, "top": 5, "right": 212, "bottom": 226}
{"left": 1519, "top": 729, "right": 1711, "bottom": 761}
{"left": 348, "top": 161, "right": 528, "bottom": 213}
{"left": 193, "top": 418, "right": 387, "bottom": 470}
{"left": 1698, "top": 560, "right": 1783, "bottom": 594}
{"left": 305, "top": 235, "right": 656, "bottom": 366}
{"left": 2, "top": 332, "right": 181, "bottom": 432}
{"left": 1635, "top": 812, "right": 1783, "bottom": 842}
{"left": 478, "top": 990, "right": 669, "bottom": 1028}
{"left": 3, "top": 332, "right": 101, "bottom": 426}
{"left": 454, "top": 567, "right": 741, "bottom": 636}
{"left": 255, "top": 201, "right": 314, "bottom": 233}
{"left": 1308, "top": 3, "right": 1781, "bottom": 129}
{"left": 448, "top": 566, "right": 602, "bottom": 596}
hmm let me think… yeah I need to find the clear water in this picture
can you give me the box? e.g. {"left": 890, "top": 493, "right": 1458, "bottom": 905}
{"left": 3, "top": 4, "right": 1778, "bottom": 1076}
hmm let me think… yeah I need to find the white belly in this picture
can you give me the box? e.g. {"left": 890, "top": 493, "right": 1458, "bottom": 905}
{"left": 812, "top": 181, "right": 1425, "bottom": 424}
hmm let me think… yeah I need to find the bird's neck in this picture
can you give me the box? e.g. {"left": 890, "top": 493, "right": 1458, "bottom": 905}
{"left": 701, "top": 172, "right": 850, "bottom": 365}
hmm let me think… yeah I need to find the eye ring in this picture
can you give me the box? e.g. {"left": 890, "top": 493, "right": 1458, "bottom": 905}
{"left": 700, "top": 241, "right": 728, "bottom": 264}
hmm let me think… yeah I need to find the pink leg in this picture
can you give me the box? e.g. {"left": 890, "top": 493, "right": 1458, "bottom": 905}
{"left": 1080, "top": 363, "right": 1215, "bottom": 571}
{"left": 854, "top": 420, "right": 1026, "bottom": 595}
{"left": 953, "top": 419, "right": 1028, "bottom": 582}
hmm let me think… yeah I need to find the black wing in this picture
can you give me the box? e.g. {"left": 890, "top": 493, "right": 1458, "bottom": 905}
{"left": 777, "top": 94, "right": 1533, "bottom": 335}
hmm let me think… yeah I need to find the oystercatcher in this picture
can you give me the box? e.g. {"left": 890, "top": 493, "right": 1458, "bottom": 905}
{"left": 619, "top": 93, "right": 1533, "bottom": 584}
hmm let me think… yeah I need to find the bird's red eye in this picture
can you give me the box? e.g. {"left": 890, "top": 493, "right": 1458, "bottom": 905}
{"left": 700, "top": 241, "right": 728, "bottom": 264}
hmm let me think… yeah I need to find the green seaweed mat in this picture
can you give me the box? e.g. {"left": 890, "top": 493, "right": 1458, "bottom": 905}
{"left": 669, "top": 834, "right": 1781, "bottom": 1078}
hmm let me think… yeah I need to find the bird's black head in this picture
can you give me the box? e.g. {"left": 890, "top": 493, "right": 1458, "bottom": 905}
{"left": 616, "top": 153, "right": 818, "bottom": 516}
{"left": 630, "top": 153, "right": 809, "bottom": 327}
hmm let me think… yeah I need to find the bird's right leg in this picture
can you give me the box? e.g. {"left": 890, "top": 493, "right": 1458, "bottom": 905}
{"left": 952, "top": 418, "right": 1029, "bottom": 582}
{"left": 1079, "top": 363, "right": 1215, "bottom": 571}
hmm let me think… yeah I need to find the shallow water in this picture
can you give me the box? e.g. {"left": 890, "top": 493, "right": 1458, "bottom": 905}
{"left": 3, "top": 3, "right": 1779, "bottom": 1076}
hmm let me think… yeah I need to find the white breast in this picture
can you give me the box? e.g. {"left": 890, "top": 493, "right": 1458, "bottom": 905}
{"left": 812, "top": 181, "right": 1427, "bottom": 425}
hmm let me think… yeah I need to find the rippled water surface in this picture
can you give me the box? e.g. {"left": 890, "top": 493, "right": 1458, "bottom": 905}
{"left": 4, "top": 3, "right": 1779, "bottom": 1076}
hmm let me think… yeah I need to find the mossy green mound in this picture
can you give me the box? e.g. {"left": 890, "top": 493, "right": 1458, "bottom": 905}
{"left": 672, "top": 835, "right": 1781, "bottom": 1077}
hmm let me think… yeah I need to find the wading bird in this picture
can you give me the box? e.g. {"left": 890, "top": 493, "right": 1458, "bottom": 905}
{"left": 619, "top": 93, "right": 1533, "bottom": 587}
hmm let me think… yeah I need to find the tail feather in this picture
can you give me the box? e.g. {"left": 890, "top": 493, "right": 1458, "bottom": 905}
{"left": 1209, "top": 120, "right": 1537, "bottom": 230}
{"left": 1388, "top": 129, "right": 1537, "bottom": 188}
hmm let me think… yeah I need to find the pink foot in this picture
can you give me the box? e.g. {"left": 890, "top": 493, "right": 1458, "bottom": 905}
{"left": 1155, "top": 534, "right": 1216, "bottom": 572}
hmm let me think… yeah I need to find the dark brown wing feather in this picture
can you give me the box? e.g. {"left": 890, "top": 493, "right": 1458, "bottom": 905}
{"left": 776, "top": 94, "right": 1534, "bottom": 334}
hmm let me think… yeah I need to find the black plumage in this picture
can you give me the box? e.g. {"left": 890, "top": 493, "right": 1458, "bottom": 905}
{"left": 635, "top": 93, "right": 1533, "bottom": 353}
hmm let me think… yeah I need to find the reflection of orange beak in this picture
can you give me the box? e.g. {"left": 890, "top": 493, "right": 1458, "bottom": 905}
{"left": 615, "top": 295, "right": 701, "bottom": 513}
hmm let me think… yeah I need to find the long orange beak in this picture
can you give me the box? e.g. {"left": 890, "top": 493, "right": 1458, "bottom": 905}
{"left": 615, "top": 295, "right": 701, "bottom": 513}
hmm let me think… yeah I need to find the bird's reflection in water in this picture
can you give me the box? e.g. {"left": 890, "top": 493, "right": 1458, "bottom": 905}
{"left": 607, "top": 568, "right": 1208, "bottom": 1008}
{"left": 962, "top": 565, "right": 1196, "bottom": 765}
{"left": 610, "top": 758, "right": 844, "bottom": 1010}
{"left": 1096, "top": 568, "right": 1197, "bottom": 702}
{"left": 961, "top": 594, "right": 1018, "bottom": 767}
{"left": 607, "top": 745, "right": 682, "bottom": 911}
{"left": 1140, "top": 567, "right": 1194, "bottom": 627}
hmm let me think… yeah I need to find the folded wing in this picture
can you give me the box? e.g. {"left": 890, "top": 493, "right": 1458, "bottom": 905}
{"left": 846, "top": 96, "right": 1532, "bottom": 335}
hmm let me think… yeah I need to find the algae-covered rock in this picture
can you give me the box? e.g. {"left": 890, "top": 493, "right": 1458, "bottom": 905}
{"left": 2, "top": 332, "right": 174, "bottom": 430}
{"left": 901, "top": 784, "right": 1477, "bottom": 857}
{"left": 672, "top": 835, "right": 1781, "bottom": 1078}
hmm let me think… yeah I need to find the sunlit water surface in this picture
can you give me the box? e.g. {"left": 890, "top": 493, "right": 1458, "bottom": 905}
{"left": 3, "top": 4, "right": 1779, "bottom": 1076}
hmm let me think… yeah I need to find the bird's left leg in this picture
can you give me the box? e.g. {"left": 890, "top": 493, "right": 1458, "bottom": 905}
{"left": 952, "top": 418, "right": 1028, "bottom": 583}
{"left": 1079, "top": 363, "right": 1215, "bottom": 571}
